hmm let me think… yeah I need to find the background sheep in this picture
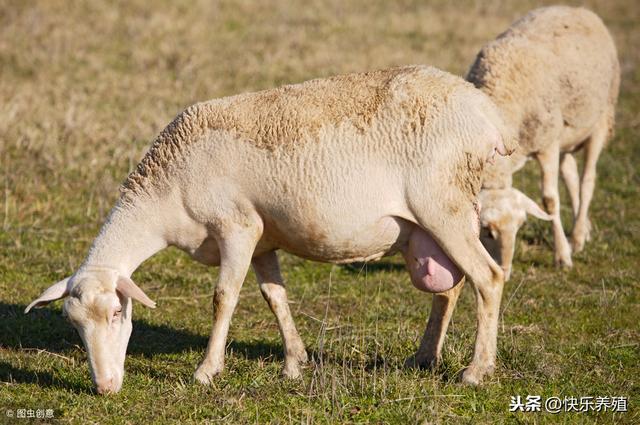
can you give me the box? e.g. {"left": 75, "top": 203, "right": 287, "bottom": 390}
{"left": 467, "top": 6, "right": 620, "bottom": 279}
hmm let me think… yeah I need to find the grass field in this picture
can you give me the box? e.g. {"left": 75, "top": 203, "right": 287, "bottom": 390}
{"left": 1, "top": 0, "right": 639, "bottom": 423}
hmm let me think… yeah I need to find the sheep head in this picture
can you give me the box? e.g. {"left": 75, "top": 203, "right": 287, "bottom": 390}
{"left": 479, "top": 188, "right": 551, "bottom": 281}
{"left": 25, "top": 267, "right": 155, "bottom": 394}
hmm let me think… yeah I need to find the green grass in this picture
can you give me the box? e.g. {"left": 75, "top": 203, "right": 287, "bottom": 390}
{"left": 1, "top": 0, "right": 639, "bottom": 423}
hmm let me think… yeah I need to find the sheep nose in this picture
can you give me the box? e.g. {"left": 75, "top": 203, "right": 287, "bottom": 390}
{"left": 95, "top": 375, "right": 115, "bottom": 395}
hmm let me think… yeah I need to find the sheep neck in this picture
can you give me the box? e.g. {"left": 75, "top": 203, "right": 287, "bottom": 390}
{"left": 81, "top": 197, "right": 167, "bottom": 277}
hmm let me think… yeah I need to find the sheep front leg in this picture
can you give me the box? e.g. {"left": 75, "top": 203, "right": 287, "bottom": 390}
{"left": 194, "top": 226, "right": 261, "bottom": 385}
{"left": 405, "top": 279, "right": 465, "bottom": 369}
{"left": 409, "top": 201, "right": 505, "bottom": 385}
{"left": 537, "top": 146, "right": 573, "bottom": 267}
{"left": 252, "top": 251, "right": 308, "bottom": 379}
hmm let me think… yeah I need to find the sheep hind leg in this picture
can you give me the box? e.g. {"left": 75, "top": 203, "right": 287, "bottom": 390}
{"left": 560, "top": 153, "right": 580, "bottom": 219}
{"left": 252, "top": 250, "right": 307, "bottom": 379}
{"left": 405, "top": 279, "right": 465, "bottom": 370}
{"left": 194, "top": 222, "right": 262, "bottom": 385}
{"left": 537, "top": 145, "right": 573, "bottom": 268}
{"left": 572, "top": 116, "right": 608, "bottom": 253}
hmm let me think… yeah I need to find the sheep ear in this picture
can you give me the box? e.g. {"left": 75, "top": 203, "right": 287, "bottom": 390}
{"left": 116, "top": 276, "right": 156, "bottom": 309}
{"left": 515, "top": 189, "right": 552, "bottom": 221}
{"left": 25, "top": 278, "right": 71, "bottom": 313}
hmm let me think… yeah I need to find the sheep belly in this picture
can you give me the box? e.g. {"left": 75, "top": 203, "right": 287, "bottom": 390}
{"left": 402, "top": 228, "right": 464, "bottom": 293}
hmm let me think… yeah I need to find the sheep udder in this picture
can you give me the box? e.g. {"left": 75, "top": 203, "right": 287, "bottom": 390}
{"left": 402, "top": 228, "right": 464, "bottom": 293}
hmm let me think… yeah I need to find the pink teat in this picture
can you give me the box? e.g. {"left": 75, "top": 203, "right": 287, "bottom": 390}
{"left": 402, "top": 227, "right": 464, "bottom": 293}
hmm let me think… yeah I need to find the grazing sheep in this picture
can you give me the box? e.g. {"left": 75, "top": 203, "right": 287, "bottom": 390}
{"left": 466, "top": 6, "right": 620, "bottom": 280}
{"left": 26, "top": 65, "right": 515, "bottom": 393}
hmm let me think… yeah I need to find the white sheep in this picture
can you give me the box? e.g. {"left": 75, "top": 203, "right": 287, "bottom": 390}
{"left": 466, "top": 6, "right": 620, "bottom": 280}
{"left": 26, "top": 65, "right": 515, "bottom": 393}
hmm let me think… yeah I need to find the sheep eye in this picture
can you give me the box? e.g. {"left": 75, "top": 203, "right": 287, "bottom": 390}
{"left": 481, "top": 227, "right": 495, "bottom": 240}
{"left": 109, "top": 308, "right": 123, "bottom": 325}
{"left": 110, "top": 307, "right": 123, "bottom": 320}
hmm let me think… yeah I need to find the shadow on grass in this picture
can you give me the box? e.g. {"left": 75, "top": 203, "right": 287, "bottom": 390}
{"left": 2, "top": 298, "right": 456, "bottom": 390}
{"left": 1, "top": 301, "right": 286, "bottom": 391}
{"left": 0, "top": 361, "right": 94, "bottom": 394}
{"left": 0, "top": 301, "right": 208, "bottom": 356}
{"left": 230, "top": 340, "right": 285, "bottom": 361}
{"left": 1, "top": 301, "right": 283, "bottom": 359}
{"left": 308, "top": 350, "right": 460, "bottom": 384}
{"left": 340, "top": 261, "right": 406, "bottom": 275}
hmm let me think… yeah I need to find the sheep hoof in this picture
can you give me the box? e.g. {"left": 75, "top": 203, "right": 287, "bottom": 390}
{"left": 193, "top": 362, "right": 223, "bottom": 385}
{"left": 571, "top": 237, "right": 586, "bottom": 253}
{"left": 404, "top": 353, "right": 439, "bottom": 370}
{"left": 571, "top": 220, "right": 592, "bottom": 253}
{"left": 460, "top": 364, "right": 493, "bottom": 386}
{"left": 571, "top": 228, "right": 591, "bottom": 253}
{"left": 295, "top": 349, "right": 309, "bottom": 364}
{"left": 282, "top": 361, "right": 303, "bottom": 379}
{"left": 554, "top": 255, "right": 573, "bottom": 269}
